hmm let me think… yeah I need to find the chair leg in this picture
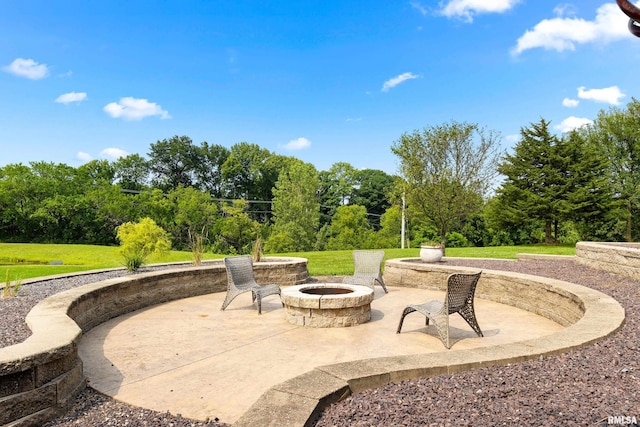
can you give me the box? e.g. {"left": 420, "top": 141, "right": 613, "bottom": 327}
{"left": 396, "top": 307, "right": 416, "bottom": 333}
{"left": 376, "top": 278, "right": 389, "bottom": 294}
{"left": 458, "top": 305, "right": 483, "bottom": 337}
{"left": 431, "top": 315, "right": 451, "bottom": 349}
{"left": 220, "top": 291, "right": 237, "bottom": 311}
{"left": 254, "top": 292, "right": 262, "bottom": 315}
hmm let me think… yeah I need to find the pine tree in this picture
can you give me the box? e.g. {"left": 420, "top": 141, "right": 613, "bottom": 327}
{"left": 494, "top": 118, "right": 610, "bottom": 243}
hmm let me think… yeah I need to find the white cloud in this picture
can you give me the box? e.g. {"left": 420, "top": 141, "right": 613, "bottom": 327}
{"left": 555, "top": 116, "right": 593, "bottom": 133}
{"left": 410, "top": 1, "right": 428, "bottom": 16}
{"left": 283, "top": 137, "right": 311, "bottom": 150}
{"left": 512, "top": 3, "right": 631, "bottom": 55}
{"left": 76, "top": 152, "right": 93, "bottom": 162}
{"left": 382, "top": 72, "right": 420, "bottom": 92}
{"left": 103, "top": 97, "right": 171, "bottom": 121}
{"left": 2, "top": 58, "right": 49, "bottom": 79}
{"left": 346, "top": 117, "right": 362, "bottom": 122}
{"left": 439, "top": 0, "right": 520, "bottom": 22}
{"left": 55, "top": 92, "right": 88, "bottom": 105}
{"left": 505, "top": 134, "right": 520, "bottom": 143}
{"left": 100, "top": 147, "right": 129, "bottom": 160}
{"left": 562, "top": 98, "right": 579, "bottom": 107}
{"left": 577, "top": 85, "right": 625, "bottom": 105}
{"left": 553, "top": 4, "right": 577, "bottom": 18}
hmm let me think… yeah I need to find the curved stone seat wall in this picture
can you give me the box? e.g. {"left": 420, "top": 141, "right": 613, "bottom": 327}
{"left": 0, "top": 257, "right": 308, "bottom": 427}
{"left": 233, "top": 258, "right": 625, "bottom": 426}
{"left": 575, "top": 241, "right": 640, "bottom": 280}
{"left": 383, "top": 259, "right": 584, "bottom": 326}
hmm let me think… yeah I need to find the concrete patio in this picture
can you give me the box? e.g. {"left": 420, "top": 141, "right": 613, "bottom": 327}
{"left": 80, "top": 285, "right": 564, "bottom": 425}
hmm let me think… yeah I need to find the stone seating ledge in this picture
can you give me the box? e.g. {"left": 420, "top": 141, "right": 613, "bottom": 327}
{"left": 0, "top": 255, "right": 625, "bottom": 427}
{"left": 0, "top": 257, "right": 309, "bottom": 427}
{"left": 234, "top": 259, "right": 625, "bottom": 427}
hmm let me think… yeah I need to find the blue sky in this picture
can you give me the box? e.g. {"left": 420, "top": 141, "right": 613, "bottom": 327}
{"left": 1, "top": 0, "right": 639, "bottom": 175}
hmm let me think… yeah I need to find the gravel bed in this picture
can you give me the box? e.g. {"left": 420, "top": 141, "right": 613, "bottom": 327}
{"left": 2, "top": 259, "right": 638, "bottom": 426}
{"left": 2, "top": 265, "right": 230, "bottom": 427}
{"left": 314, "top": 259, "right": 640, "bottom": 427}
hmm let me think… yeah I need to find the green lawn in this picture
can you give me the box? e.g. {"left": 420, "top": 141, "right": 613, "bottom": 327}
{"left": 0, "top": 243, "right": 222, "bottom": 283}
{"left": 0, "top": 243, "right": 575, "bottom": 283}
{"left": 273, "top": 244, "right": 575, "bottom": 276}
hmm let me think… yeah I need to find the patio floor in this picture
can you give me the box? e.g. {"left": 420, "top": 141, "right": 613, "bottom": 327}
{"left": 79, "top": 285, "right": 562, "bottom": 425}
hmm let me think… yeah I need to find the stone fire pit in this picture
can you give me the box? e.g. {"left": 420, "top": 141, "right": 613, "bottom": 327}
{"left": 281, "top": 283, "right": 374, "bottom": 327}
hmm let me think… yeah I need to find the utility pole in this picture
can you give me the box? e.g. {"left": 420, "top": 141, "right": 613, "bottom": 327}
{"left": 401, "top": 193, "right": 406, "bottom": 249}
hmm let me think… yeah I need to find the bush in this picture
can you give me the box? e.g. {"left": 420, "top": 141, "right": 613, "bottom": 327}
{"left": 446, "top": 232, "right": 469, "bottom": 248}
{"left": 116, "top": 217, "right": 171, "bottom": 271}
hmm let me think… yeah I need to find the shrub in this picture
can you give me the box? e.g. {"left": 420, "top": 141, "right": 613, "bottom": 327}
{"left": 116, "top": 217, "right": 171, "bottom": 271}
{"left": 446, "top": 232, "right": 469, "bottom": 248}
{"left": 2, "top": 271, "right": 21, "bottom": 298}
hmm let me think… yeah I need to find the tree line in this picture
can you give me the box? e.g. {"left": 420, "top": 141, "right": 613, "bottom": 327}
{"left": 1, "top": 98, "right": 639, "bottom": 253}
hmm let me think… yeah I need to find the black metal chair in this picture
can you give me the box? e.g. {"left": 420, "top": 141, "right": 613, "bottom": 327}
{"left": 397, "top": 271, "right": 483, "bottom": 348}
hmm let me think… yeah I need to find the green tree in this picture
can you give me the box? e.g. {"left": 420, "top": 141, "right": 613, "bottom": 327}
{"left": 374, "top": 205, "right": 402, "bottom": 248}
{"left": 221, "top": 143, "right": 285, "bottom": 220}
{"left": 266, "top": 161, "right": 320, "bottom": 252}
{"left": 85, "top": 184, "right": 141, "bottom": 245}
{"left": 351, "top": 169, "right": 394, "bottom": 229}
{"left": 221, "top": 142, "right": 272, "bottom": 200}
{"left": 170, "top": 186, "right": 219, "bottom": 263}
{"left": 116, "top": 217, "right": 171, "bottom": 271}
{"left": 113, "top": 154, "right": 150, "bottom": 191}
{"left": 391, "top": 120, "right": 501, "bottom": 251}
{"left": 493, "top": 119, "right": 568, "bottom": 243}
{"left": 585, "top": 98, "right": 640, "bottom": 241}
{"left": 0, "top": 163, "right": 36, "bottom": 240}
{"left": 195, "top": 142, "right": 230, "bottom": 197}
{"left": 562, "top": 130, "right": 613, "bottom": 241}
{"left": 76, "top": 160, "right": 115, "bottom": 186}
{"left": 493, "top": 119, "right": 610, "bottom": 243}
{"left": 326, "top": 205, "right": 374, "bottom": 250}
{"left": 317, "top": 162, "right": 357, "bottom": 227}
{"left": 212, "top": 200, "right": 260, "bottom": 254}
{"left": 148, "top": 135, "right": 201, "bottom": 191}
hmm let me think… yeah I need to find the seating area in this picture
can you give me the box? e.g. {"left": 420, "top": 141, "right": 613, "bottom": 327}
{"left": 221, "top": 255, "right": 282, "bottom": 314}
{"left": 341, "top": 249, "right": 388, "bottom": 293}
{"left": 0, "top": 253, "right": 626, "bottom": 427}
{"left": 396, "top": 271, "right": 484, "bottom": 348}
{"left": 80, "top": 278, "right": 566, "bottom": 425}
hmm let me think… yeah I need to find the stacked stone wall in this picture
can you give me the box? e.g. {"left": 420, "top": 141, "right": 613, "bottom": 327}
{"left": 0, "top": 257, "right": 308, "bottom": 427}
{"left": 575, "top": 241, "right": 640, "bottom": 280}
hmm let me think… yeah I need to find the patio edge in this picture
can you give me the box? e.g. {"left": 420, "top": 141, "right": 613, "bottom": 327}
{"left": 233, "top": 260, "right": 624, "bottom": 427}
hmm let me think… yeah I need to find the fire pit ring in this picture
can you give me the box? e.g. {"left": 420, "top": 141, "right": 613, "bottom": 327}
{"left": 281, "top": 283, "right": 374, "bottom": 327}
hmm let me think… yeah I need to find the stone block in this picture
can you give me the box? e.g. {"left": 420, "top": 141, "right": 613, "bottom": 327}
{"left": 0, "top": 369, "right": 34, "bottom": 398}
{"left": 53, "top": 361, "right": 85, "bottom": 406}
{"left": 35, "top": 349, "right": 77, "bottom": 387}
{"left": 0, "top": 382, "right": 56, "bottom": 425}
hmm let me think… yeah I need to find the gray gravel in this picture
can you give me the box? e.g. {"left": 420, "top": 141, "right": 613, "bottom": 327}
{"left": 2, "top": 265, "right": 230, "bottom": 427}
{"left": 2, "top": 259, "right": 639, "bottom": 426}
{"left": 313, "top": 259, "right": 640, "bottom": 427}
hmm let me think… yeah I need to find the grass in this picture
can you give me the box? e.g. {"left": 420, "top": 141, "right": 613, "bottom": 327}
{"left": 0, "top": 243, "right": 576, "bottom": 282}
{"left": 0, "top": 243, "right": 222, "bottom": 282}
{"left": 273, "top": 244, "right": 575, "bottom": 276}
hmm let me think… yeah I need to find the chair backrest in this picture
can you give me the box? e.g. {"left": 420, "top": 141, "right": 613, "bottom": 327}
{"left": 446, "top": 271, "right": 482, "bottom": 314}
{"left": 352, "top": 250, "right": 384, "bottom": 276}
{"left": 224, "top": 255, "right": 258, "bottom": 291}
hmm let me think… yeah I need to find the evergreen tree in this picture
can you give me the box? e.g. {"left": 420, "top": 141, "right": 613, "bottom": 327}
{"left": 493, "top": 119, "right": 610, "bottom": 243}
{"left": 494, "top": 119, "right": 567, "bottom": 243}
{"left": 585, "top": 98, "right": 640, "bottom": 241}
